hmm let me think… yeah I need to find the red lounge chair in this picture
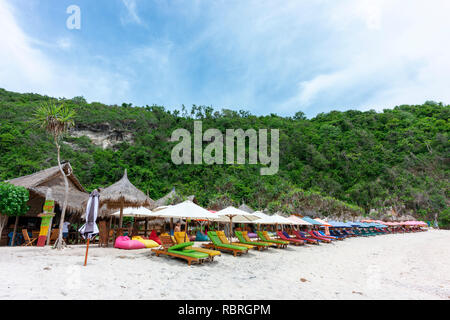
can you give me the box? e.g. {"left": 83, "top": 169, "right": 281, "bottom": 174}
{"left": 277, "top": 231, "right": 304, "bottom": 246}
{"left": 308, "top": 230, "right": 331, "bottom": 243}
{"left": 293, "top": 230, "right": 319, "bottom": 245}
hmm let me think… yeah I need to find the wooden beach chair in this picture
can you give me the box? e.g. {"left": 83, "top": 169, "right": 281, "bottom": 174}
{"left": 21, "top": 229, "right": 37, "bottom": 246}
{"left": 258, "top": 231, "right": 289, "bottom": 248}
{"left": 307, "top": 230, "right": 332, "bottom": 243}
{"left": 235, "top": 231, "right": 270, "bottom": 251}
{"left": 216, "top": 231, "right": 255, "bottom": 250}
{"left": 174, "top": 232, "right": 221, "bottom": 261}
{"left": 203, "top": 231, "right": 248, "bottom": 257}
{"left": 277, "top": 231, "right": 304, "bottom": 246}
{"left": 293, "top": 230, "right": 319, "bottom": 245}
{"left": 151, "top": 235, "right": 209, "bottom": 266}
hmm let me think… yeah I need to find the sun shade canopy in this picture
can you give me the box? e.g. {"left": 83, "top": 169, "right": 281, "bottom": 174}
{"left": 270, "top": 214, "right": 293, "bottom": 225}
{"left": 151, "top": 200, "right": 219, "bottom": 220}
{"left": 288, "top": 215, "right": 312, "bottom": 225}
{"left": 314, "top": 218, "right": 332, "bottom": 226}
{"left": 301, "top": 217, "right": 324, "bottom": 226}
{"left": 112, "top": 207, "right": 154, "bottom": 218}
{"left": 252, "top": 211, "right": 278, "bottom": 224}
{"left": 214, "top": 206, "right": 261, "bottom": 223}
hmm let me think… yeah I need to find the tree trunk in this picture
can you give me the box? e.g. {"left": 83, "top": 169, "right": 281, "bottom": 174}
{"left": 53, "top": 141, "right": 69, "bottom": 249}
{"left": 119, "top": 199, "right": 124, "bottom": 228}
{"left": 0, "top": 215, "right": 8, "bottom": 245}
{"left": 11, "top": 215, "right": 19, "bottom": 246}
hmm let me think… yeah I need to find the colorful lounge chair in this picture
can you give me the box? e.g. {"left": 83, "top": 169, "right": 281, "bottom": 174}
{"left": 293, "top": 230, "right": 319, "bottom": 245}
{"left": 203, "top": 231, "right": 248, "bottom": 256}
{"left": 318, "top": 230, "right": 340, "bottom": 240}
{"left": 151, "top": 235, "right": 210, "bottom": 266}
{"left": 257, "top": 231, "right": 289, "bottom": 248}
{"left": 278, "top": 231, "right": 304, "bottom": 246}
{"left": 307, "top": 230, "right": 331, "bottom": 243}
{"left": 174, "top": 232, "right": 221, "bottom": 261}
{"left": 235, "top": 231, "right": 270, "bottom": 250}
{"left": 353, "top": 229, "right": 368, "bottom": 237}
{"left": 216, "top": 231, "right": 255, "bottom": 250}
{"left": 327, "top": 230, "right": 344, "bottom": 240}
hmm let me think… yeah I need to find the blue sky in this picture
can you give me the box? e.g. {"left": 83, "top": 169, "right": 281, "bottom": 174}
{"left": 1, "top": 0, "right": 450, "bottom": 117}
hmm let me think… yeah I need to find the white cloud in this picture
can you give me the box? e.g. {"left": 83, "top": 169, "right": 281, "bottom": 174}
{"left": 0, "top": 0, "right": 130, "bottom": 104}
{"left": 1, "top": 0, "right": 449, "bottom": 116}
{"left": 277, "top": 0, "right": 450, "bottom": 113}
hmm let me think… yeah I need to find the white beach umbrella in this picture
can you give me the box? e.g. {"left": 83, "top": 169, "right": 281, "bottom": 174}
{"left": 288, "top": 215, "right": 312, "bottom": 226}
{"left": 152, "top": 205, "right": 172, "bottom": 212}
{"left": 215, "top": 206, "right": 261, "bottom": 223}
{"left": 111, "top": 206, "right": 154, "bottom": 218}
{"left": 271, "top": 214, "right": 294, "bottom": 225}
{"left": 252, "top": 211, "right": 278, "bottom": 225}
{"left": 152, "top": 201, "right": 218, "bottom": 219}
{"left": 150, "top": 201, "right": 219, "bottom": 241}
{"left": 215, "top": 206, "right": 261, "bottom": 241}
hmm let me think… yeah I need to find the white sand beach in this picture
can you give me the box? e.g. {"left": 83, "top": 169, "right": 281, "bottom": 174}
{"left": 1, "top": 230, "right": 449, "bottom": 300}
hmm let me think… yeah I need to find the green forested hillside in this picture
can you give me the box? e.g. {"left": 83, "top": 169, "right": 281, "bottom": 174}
{"left": 0, "top": 89, "right": 448, "bottom": 225}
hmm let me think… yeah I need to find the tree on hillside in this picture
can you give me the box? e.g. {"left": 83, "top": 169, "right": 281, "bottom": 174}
{"left": 0, "top": 183, "right": 29, "bottom": 244}
{"left": 33, "top": 102, "right": 75, "bottom": 249}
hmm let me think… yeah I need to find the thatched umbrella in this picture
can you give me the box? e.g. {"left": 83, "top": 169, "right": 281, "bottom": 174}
{"left": 98, "top": 169, "right": 154, "bottom": 228}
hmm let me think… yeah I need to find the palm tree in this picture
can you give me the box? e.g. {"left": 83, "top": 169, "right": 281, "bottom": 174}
{"left": 34, "top": 102, "right": 75, "bottom": 249}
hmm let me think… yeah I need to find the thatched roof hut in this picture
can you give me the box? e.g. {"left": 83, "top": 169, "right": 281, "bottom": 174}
{"left": 239, "top": 203, "right": 255, "bottom": 213}
{"left": 154, "top": 188, "right": 183, "bottom": 207}
{"left": 97, "top": 169, "right": 155, "bottom": 226}
{"left": 6, "top": 163, "right": 88, "bottom": 216}
{"left": 99, "top": 169, "right": 154, "bottom": 209}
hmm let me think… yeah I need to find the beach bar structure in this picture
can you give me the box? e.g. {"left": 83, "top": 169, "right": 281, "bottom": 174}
{"left": 3, "top": 163, "right": 89, "bottom": 246}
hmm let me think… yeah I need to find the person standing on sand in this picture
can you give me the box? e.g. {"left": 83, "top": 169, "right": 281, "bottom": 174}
{"left": 62, "top": 221, "right": 70, "bottom": 242}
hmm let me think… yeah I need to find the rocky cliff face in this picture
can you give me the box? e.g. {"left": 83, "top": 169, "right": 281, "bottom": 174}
{"left": 69, "top": 123, "right": 134, "bottom": 149}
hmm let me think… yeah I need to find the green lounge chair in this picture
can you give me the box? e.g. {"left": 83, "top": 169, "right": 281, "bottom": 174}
{"left": 203, "top": 231, "right": 248, "bottom": 256}
{"left": 354, "top": 229, "right": 369, "bottom": 237}
{"left": 152, "top": 235, "right": 209, "bottom": 266}
{"left": 257, "top": 231, "right": 289, "bottom": 248}
{"left": 235, "top": 231, "right": 270, "bottom": 251}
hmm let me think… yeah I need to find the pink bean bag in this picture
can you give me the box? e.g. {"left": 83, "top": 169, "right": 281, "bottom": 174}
{"left": 114, "top": 236, "right": 146, "bottom": 250}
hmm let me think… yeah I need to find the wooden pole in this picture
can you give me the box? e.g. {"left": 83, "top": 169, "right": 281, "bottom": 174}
{"left": 11, "top": 216, "right": 19, "bottom": 246}
{"left": 228, "top": 215, "right": 233, "bottom": 243}
{"left": 119, "top": 199, "right": 124, "bottom": 228}
{"left": 108, "top": 216, "right": 113, "bottom": 247}
{"left": 145, "top": 218, "right": 148, "bottom": 237}
{"left": 84, "top": 238, "right": 90, "bottom": 266}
